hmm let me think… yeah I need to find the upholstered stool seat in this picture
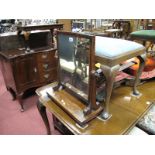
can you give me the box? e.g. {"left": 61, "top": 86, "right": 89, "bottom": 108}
{"left": 130, "top": 30, "right": 155, "bottom": 41}
{"left": 95, "top": 36, "right": 146, "bottom": 120}
{"left": 137, "top": 104, "right": 155, "bottom": 135}
{"left": 130, "top": 30, "right": 155, "bottom": 53}
{"left": 96, "top": 37, "right": 145, "bottom": 66}
{"left": 127, "top": 126, "right": 148, "bottom": 135}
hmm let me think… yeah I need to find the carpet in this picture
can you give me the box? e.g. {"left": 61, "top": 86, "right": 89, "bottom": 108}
{"left": 0, "top": 69, "right": 61, "bottom": 135}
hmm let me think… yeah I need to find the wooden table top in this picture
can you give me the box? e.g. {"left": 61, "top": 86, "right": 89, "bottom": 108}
{"left": 36, "top": 80, "right": 155, "bottom": 135}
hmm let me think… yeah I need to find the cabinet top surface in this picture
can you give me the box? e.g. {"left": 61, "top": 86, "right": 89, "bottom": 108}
{"left": 0, "top": 46, "right": 56, "bottom": 59}
{"left": 17, "top": 24, "right": 63, "bottom": 31}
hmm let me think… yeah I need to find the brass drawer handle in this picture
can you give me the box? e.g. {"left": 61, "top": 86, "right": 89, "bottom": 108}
{"left": 44, "top": 74, "right": 49, "bottom": 79}
{"left": 42, "top": 54, "right": 47, "bottom": 59}
{"left": 34, "top": 67, "right": 37, "bottom": 73}
{"left": 43, "top": 64, "right": 48, "bottom": 69}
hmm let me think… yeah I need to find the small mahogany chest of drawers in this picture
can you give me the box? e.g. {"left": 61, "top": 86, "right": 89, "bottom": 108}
{"left": 0, "top": 47, "right": 58, "bottom": 111}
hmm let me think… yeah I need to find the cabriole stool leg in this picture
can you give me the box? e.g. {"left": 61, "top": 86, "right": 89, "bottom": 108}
{"left": 100, "top": 65, "right": 120, "bottom": 120}
{"left": 133, "top": 54, "right": 146, "bottom": 96}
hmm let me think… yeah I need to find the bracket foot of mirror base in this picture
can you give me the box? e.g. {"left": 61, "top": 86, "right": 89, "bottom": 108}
{"left": 83, "top": 106, "right": 92, "bottom": 116}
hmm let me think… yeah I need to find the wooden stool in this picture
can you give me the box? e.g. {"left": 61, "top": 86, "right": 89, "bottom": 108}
{"left": 130, "top": 30, "right": 155, "bottom": 51}
{"left": 95, "top": 36, "right": 146, "bottom": 120}
{"left": 130, "top": 30, "right": 155, "bottom": 42}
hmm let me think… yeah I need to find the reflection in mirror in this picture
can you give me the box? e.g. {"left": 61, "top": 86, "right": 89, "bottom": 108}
{"left": 57, "top": 33, "right": 91, "bottom": 103}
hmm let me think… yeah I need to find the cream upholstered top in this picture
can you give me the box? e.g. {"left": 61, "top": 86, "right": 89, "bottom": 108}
{"left": 95, "top": 36, "right": 144, "bottom": 59}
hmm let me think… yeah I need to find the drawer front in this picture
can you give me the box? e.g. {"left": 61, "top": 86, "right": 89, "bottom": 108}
{"left": 38, "top": 61, "right": 57, "bottom": 72}
{"left": 39, "top": 68, "right": 57, "bottom": 83}
{"left": 37, "top": 50, "right": 57, "bottom": 64}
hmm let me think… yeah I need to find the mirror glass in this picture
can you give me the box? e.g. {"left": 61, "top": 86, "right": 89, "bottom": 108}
{"left": 57, "top": 33, "right": 91, "bottom": 102}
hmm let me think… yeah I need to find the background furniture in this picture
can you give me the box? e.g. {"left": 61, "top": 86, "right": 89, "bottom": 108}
{"left": 0, "top": 19, "right": 15, "bottom": 33}
{"left": 105, "top": 20, "right": 131, "bottom": 39}
{"left": 130, "top": 30, "right": 155, "bottom": 43}
{"left": 130, "top": 30, "right": 155, "bottom": 73}
{"left": 17, "top": 24, "right": 63, "bottom": 50}
{"left": 137, "top": 19, "right": 155, "bottom": 30}
{"left": 57, "top": 19, "right": 72, "bottom": 31}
